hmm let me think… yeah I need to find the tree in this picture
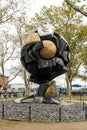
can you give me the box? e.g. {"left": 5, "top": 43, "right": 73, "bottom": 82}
{"left": 78, "top": 40, "right": 87, "bottom": 82}
{"left": 0, "top": 30, "right": 21, "bottom": 88}
{"left": 65, "top": 0, "right": 87, "bottom": 17}
{"left": 0, "top": 0, "right": 33, "bottom": 94}
{"left": 11, "top": 14, "right": 32, "bottom": 96}
{"left": 55, "top": 3, "right": 87, "bottom": 96}
{"left": 0, "top": 0, "right": 19, "bottom": 24}
{"left": 0, "top": 0, "right": 32, "bottom": 24}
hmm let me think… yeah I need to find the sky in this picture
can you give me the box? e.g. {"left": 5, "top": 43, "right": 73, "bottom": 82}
{"left": 29, "top": 0, "right": 64, "bottom": 15}
{"left": 8, "top": 0, "right": 87, "bottom": 87}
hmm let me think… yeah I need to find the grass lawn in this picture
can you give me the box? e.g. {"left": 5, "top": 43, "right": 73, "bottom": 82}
{"left": 0, "top": 96, "right": 24, "bottom": 101}
{"left": 60, "top": 95, "right": 87, "bottom": 102}
{"left": 0, "top": 95, "right": 87, "bottom": 101}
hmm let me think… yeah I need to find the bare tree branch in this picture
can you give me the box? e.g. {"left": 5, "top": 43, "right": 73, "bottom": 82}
{"left": 2, "top": 10, "right": 20, "bottom": 24}
{"left": 65, "top": 0, "right": 87, "bottom": 17}
{"left": 6, "top": 70, "right": 22, "bottom": 85}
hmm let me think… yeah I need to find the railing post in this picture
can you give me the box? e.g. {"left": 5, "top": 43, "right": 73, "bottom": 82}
{"left": 2, "top": 104, "right": 4, "bottom": 119}
{"left": 83, "top": 101, "right": 85, "bottom": 111}
{"left": 85, "top": 106, "right": 87, "bottom": 119}
{"left": 29, "top": 106, "right": 31, "bottom": 121}
{"left": 59, "top": 107, "right": 61, "bottom": 122}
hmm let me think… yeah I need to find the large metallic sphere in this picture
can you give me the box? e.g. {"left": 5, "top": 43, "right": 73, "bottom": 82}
{"left": 39, "top": 40, "right": 57, "bottom": 59}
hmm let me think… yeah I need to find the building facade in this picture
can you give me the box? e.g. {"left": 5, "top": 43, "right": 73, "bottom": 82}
{"left": 0, "top": 74, "right": 9, "bottom": 89}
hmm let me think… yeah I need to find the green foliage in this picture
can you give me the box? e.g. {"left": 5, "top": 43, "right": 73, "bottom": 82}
{"left": 49, "top": 80, "right": 56, "bottom": 86}
{"left": 63, "top": 95, "right": 87, "bottom": 101}
{"left": 80, "top": 5, "right": 85, "bottom": 10}
{"left": 77, "top": 0, "right": 81, "bottom": 2}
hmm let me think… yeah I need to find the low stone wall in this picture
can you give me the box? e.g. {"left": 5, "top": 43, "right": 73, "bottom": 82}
{"left": 0, "top": 100, "right": 86, "bottom": 122}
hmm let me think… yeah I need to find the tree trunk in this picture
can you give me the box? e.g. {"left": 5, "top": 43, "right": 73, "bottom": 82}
{"left": 23, "top": 69, "right": 30, "bottom": 96}
{"left": 1, "top": 60, "right": 6, "bottom": 89}
{"left": 66, "top": 77, "right": 72, "bottom": 97}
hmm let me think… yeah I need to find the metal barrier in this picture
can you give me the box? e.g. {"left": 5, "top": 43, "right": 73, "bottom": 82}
{"left": 0, "top": 91, "right": 25, "bottom": 98}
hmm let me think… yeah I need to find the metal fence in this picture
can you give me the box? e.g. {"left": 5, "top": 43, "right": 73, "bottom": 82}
{"left": 0, "top": 91, "right": 25, "bottom": 98}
